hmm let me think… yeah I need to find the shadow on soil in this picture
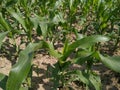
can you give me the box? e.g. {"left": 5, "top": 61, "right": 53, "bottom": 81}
{"left": 31, "top": 63, "right": 53, "bottom": 90}
{"left": 31, "top": 62, "right": 120, "bottom": 90}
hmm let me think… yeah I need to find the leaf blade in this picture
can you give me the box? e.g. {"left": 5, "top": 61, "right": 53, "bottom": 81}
{"left": 0, "top": 31, "right": 9, "bottom": 49}
{"left": 99, "top": 54, "right": 120, "bottom": 73}
{"left": 62, "top": 35, "right": 110, "bottom": 61}
{"left": 6, "top": 42, "right": 43, "bottom": 90}
{"left": 0, "top": 73, "right": 8, "bottom": 90}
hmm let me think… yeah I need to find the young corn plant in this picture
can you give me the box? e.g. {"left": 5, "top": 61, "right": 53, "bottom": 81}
{"left": 0, "top": 0, "right": 120, "bottom": 90}
{"left": 0, "top": 41, "right": 43, "bottom": 90}
{"left": 45, "top": 35, "right": 120, "bottom": 90}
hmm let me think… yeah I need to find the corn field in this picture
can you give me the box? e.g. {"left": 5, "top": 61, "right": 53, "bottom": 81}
{"left": 0, "top": 0, "right": 120, "bottom": 90}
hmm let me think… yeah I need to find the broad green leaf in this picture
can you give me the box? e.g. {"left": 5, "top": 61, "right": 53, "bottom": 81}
{"left": 6, "top": 42, "right": 43, "bottom": 90}
{"left": 39, "top": 22, "right": 48, "bottom": 38}
{"left": 71, "top": 49, "right": 94, "bottom": 65}
{"left": 99, "top": 54, "right": 120, "bottom": 73}
{"left": 0, "top": 73, "right": 5, "bottom": 81}
{"left": 89, "top": 72, "right": 101, "bottom": 90}
{"left": 0, "top": 73, "right": 8, "bottom": 90}
{"left": 34, "top": 14, "right": 49, "bottom": 38}
{"left": 68, "top": 35, "right": 109, "bottom": 50}
{"left": 30, "top": 17, "right": 39, "bottom": 30}
{"left": 72, "top": 51, "right": 94, "bottom": 65}
{"left": 7, "top": 9, "right": 27, "bottom": 32}
{"left": 0, "top": 31, "right": 9, "bottom": 49}
{"left": 62, "top": 35, "right": 110, "bottom": 61}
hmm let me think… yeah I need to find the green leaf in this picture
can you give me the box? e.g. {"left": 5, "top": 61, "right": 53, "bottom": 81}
{"left": 39, "top": 22, "right": 48, "bottom": 38}
{"left": 75, "top": 70, "right": 90, "bottom": 85}
{"left": 72, "top": 51, "right": 93, "bottom": 65}
{"left": 30, "top": 17, "right": 39, "bottom": 30}
{"left": 54, "top": 0, "right": 64, "bottom": 9}
{"left": 7, "top": 9, "right": 27, "bottom": 32}
{"left": 68, "top": 35, "right": 109, "bottom": 50}
{"left": 47, "top": 62, "right": 61, "bottom": 90}
{"left": 6, "top": 0, "right": 18, "bottom": 6}
{"left": 89, "top": 72, "right": 101, "bottom": 90}
{"left": 0, "top": 13, "right": 11, "bottom": 31}
{"left": 99, "top": 54, "right": 120, "bottom": 73}
{"left": 43, "top": 41, "right": 61, "bottom": 58}
{"left": 69, "top": 0, "right": 74, "bottom": 10}
{"left": 0, "top": 31, "right": 9, "bottom": 49}
{"left": 6, "top": 42, "right": 43, "bottom": 90}
{"left": 33, "top": 14, "right": 49, "bottom": 38}
{"left": 0, "top": 73, "right": 5, "bottom": 81}
{"left": 62, "top": 39, "right": 69, "bottom": 54}
{"left": 0, "top": 73, "right": 8, "bottom": 90}
{"left": 52, "top": 12, "right": 65, "bottom": 24}
{"left": 66, "top": 70, "right": 101, "bottom": 90}
{"left": 19, "top": 0, "right": 27, "bottom": 6}
{"left": 62, "top": 35, "right": 110, "bottom": 61}
{"left": 36, "top": 25, "right": 42, "bottom": 36}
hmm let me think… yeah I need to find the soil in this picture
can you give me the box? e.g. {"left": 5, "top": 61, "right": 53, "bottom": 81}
{"left": 0, "top": 37, "right": 120, "bottom": 90}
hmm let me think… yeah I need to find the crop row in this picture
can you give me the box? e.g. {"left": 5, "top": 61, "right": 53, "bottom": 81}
{"left": 0, "top": 0, "right": 120, "bottom": 90}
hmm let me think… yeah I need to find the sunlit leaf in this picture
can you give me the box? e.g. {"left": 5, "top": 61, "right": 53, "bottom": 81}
{"left": 99, "top": 54, "right": 120, "bottom": 73}
{"left": 69, "top": 0, "right": 74, "bottom": 10}
{"left": 8, "top": 9, "right": 27, "bottom": 31}
{"left": 62, "top": 35, "right": 110, "bottom": 61}
{"left": 6, "top": 42, "right": 43, "bottom": 90}
{"left": 39, "top": 22, "right": 48, "bottom": 38}
{"left": 52, "top": 12, "right": 65, "bottom": 24}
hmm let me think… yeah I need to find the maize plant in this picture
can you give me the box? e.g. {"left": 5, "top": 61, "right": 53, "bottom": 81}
{"left": 0, "top": 0, "right": 120, "bottom": 90}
